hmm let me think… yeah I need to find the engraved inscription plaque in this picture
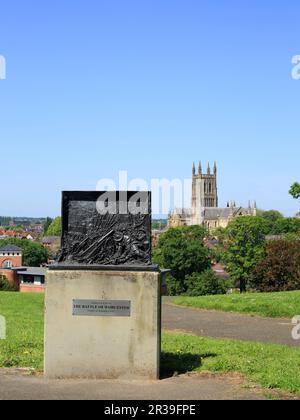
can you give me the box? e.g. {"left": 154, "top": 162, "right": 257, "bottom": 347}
{"left": 73, "top": 300, "right": 131, "bottom": 317}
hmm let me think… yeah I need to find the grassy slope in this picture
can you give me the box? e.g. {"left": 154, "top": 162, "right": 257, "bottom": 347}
{"left": 173, "top": 291, "right": 300, "bottom": 318}
{"left": 1, "top": 292, "right": 300, "bottom": 396}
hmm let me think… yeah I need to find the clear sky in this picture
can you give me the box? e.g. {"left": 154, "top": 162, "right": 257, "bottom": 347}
{"left": 0, "top": 0, "right": 299, "bottom": 217}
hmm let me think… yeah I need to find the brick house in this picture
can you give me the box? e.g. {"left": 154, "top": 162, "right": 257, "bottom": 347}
{"left": 0, "top": 245, "right": 46, "bottom": 293}
{"left": 0, "top": 245, "right": 23, "bottom": 287}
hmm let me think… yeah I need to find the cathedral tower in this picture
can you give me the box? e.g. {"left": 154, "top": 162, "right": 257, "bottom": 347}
{"left": 192, "top": 162, "right": 218, "bottom": 222}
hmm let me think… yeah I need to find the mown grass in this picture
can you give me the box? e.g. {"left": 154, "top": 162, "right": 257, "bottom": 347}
{"left": 0, "top": 292, "right": 44, "bottom": 369}
{"left": 162, "top": 332, "right": 300, "bottom": 396}
{"left": 1, "top": 292, "right": 300, "bottom": 396}
{"left": 173, "top": 290, "right": 300, "bottom": 318}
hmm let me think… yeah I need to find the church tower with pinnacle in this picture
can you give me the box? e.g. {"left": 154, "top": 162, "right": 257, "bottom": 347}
{"left": 168, "top": 160, "right": 256, "bottom": 231}
{"left": 192, "top": 161, "right": 218, "bottom": 209}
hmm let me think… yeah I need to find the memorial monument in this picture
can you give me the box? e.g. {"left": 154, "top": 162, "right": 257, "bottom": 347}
{"left": 44, "top": 191, "right": 161, "bottom": 380}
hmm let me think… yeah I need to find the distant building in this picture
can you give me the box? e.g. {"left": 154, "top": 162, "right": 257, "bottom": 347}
{"left": 17, "top": 267, "right": 47, "bottom": 293}
{"left": 0, "top": 245, "right": 46, "bottom": 293}
{"left": 0, "top": 245, "right": 23, "bottom": 269}
{"left": 42, "top": 236, "right": 60, "bottom": 249}
{"left": 168, "top": 162, "right": 257, "bottom": 230}
{"left": 0, "top": 229, "right": 33, "bottom": 240}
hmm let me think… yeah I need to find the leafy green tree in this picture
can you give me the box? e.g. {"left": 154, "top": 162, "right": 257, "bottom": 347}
{"left": 261, "top": 210, "right": 283, "bottom": 223}
{"left": 290, "top": 183, "right": 300, "bottom": 218}
{"left": 43, "top": 217, "right": 53, "bottom": 234}
{"left": 290, "top": 182, "right": 300, "bottom": 200}
{"left": 46, "top": 217, "right": 62, "bottom": 237}
{"left": 184, "top": 269, "right": 227, "bottom": 296}
{"left": 272, "top": 217, "right": 300, "bottom": 235}
{"left": 152, "top": 219, "right": 167, "bottom": 230}
{"left": 153, "top": 225, "right": 211, "bottom": 295}
{"left": 253, "top": 210, "right": 284, "bottom": 234}
{"left": 223, "top": 216, "right": 268, "bottom": 292}
{"left": 0, "top": 238, "right": 48, "bottom": 267}
{"left": 283, "top": 232, "right": 300, "bottom": 241}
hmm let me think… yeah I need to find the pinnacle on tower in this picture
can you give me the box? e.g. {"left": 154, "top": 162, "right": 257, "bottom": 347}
{"left": 214, "top": 161, "right": 217, "bottom": 175}
{"left": 198, "top": 161, "right": 202, "bottom": 175}
{"left": 192, "top": 162, "right": 196, "bottom": 176}
{"left": 207, "top": 162, "right": 211, "bottom": 175}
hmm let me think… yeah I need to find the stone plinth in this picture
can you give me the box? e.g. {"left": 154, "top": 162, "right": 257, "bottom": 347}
{"left": 44, "top": 270, "right": 161, "bottom": 380}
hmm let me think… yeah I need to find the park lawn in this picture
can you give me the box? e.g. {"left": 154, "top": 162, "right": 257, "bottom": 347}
{"left": 0, "top": 292, "right": 44, "bottom": 369}
{"left": 172, "top": 290, "right": 300, "bottom": 318}
{"left": 1, "top": 292, "right": 300, "bottom": 396}
{"left": 162, "top": 332, "right": 300, "bottom": 396}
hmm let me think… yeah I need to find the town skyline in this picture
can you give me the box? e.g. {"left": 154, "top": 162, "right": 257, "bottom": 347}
{"left": 1, "top": 1, "right": 299, "bottom": 217}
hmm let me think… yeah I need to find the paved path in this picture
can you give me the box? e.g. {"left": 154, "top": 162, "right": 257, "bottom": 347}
{"left": 0, "top": 369, "right": 267, "bottom": 400}
{"left": 162, "top": 302, "right": 300, "bottom": 347}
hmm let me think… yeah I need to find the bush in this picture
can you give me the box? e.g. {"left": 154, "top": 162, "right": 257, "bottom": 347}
{"left": 0, "top": 275, "right": 16, "bottom": 292}
{"left": 184, "top": 269, "right": 228, "bottom": 296}
{"left": 251, "top": 240, "right": 300, "bottom": 292}
{"left": 165, "top": 274, "right": 186, "bottom": 296}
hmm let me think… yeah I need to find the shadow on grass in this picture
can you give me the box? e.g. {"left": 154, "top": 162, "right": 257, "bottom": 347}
{"left": 161, "top": 352, "right": 218, "bottom": 379}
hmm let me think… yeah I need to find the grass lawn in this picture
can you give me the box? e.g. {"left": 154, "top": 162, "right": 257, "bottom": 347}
{"left": 172, "top": 290, "right": 300, "bottom": 318}
{"left": 162, "top": 332, "right": 300, "bottom": 396}
{"left": 1, "top": 291, "right": 300, "bottom": 396}
{"left": 0, "top": 292, "right": 44, "bottom": 369}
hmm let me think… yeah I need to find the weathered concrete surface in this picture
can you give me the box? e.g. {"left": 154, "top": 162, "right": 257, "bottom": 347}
{"left": 163, "top": 301, "right": 300, "bottom": 347}
{"left": 0, "top": 369, "right": 268, "bottom": 400}
{"left": 45, "top": 270, "right": 161, "bottom": 380}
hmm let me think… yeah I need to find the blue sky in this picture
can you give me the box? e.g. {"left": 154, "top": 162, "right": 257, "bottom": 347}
{"left": 0, "top": 0, "right": 299, "bottom": 217}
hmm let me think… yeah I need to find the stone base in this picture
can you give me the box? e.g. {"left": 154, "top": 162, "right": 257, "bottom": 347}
{"left": 44, "top": 270, "right": 161, "bottom": 380}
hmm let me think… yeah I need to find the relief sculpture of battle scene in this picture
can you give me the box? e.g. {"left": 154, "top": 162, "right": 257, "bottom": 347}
{"left": 58, "top": 191, "right": 152, "bottom": 267}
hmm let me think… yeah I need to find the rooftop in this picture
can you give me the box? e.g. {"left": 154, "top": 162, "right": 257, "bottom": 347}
{"left": 16, "top": 267, "right": 47, "bottom": 276}
{"left": 204, "top": 207, "right": 244, "bottom": 220}
{"left": 0, "top": 245, "right": 23, "bottom": 253}
{"left": 42, "top": 236, "right": 61, "bottom": 244}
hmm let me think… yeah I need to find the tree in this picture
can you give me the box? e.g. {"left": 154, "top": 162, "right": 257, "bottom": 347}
{"left": 152, "top": 219, "right": 167, "bottom": 230}
{"left": 251, "top": 240, "right": 300, "bottom": 292}
{"left": 261, "top": 210, "right": 283, "bottom": 223}
{"left": 223, "top": 216, "right": 268, "bottom": 292}
{"left": 0, "top": 238, "right": 48, "bottom": 267}
{"left": 184, "top": 269, "right": 227, "bottom": 296}
{"left": 46, "top": 217, "right": 62, "bottom": 236}
{"left": 153, "top": 225, "right": 211, "bottom": 295}
{"left": 272, "top": 217, "right": 300, "bottom": 235}
{"left": 43, "top": 217, "right": 53, "bottom": 234}
{"left": 290, "top": 182, "right": 300, "bottom": 200}
{"left": 253, "top": 210, "right": 284, "bottom": 234}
